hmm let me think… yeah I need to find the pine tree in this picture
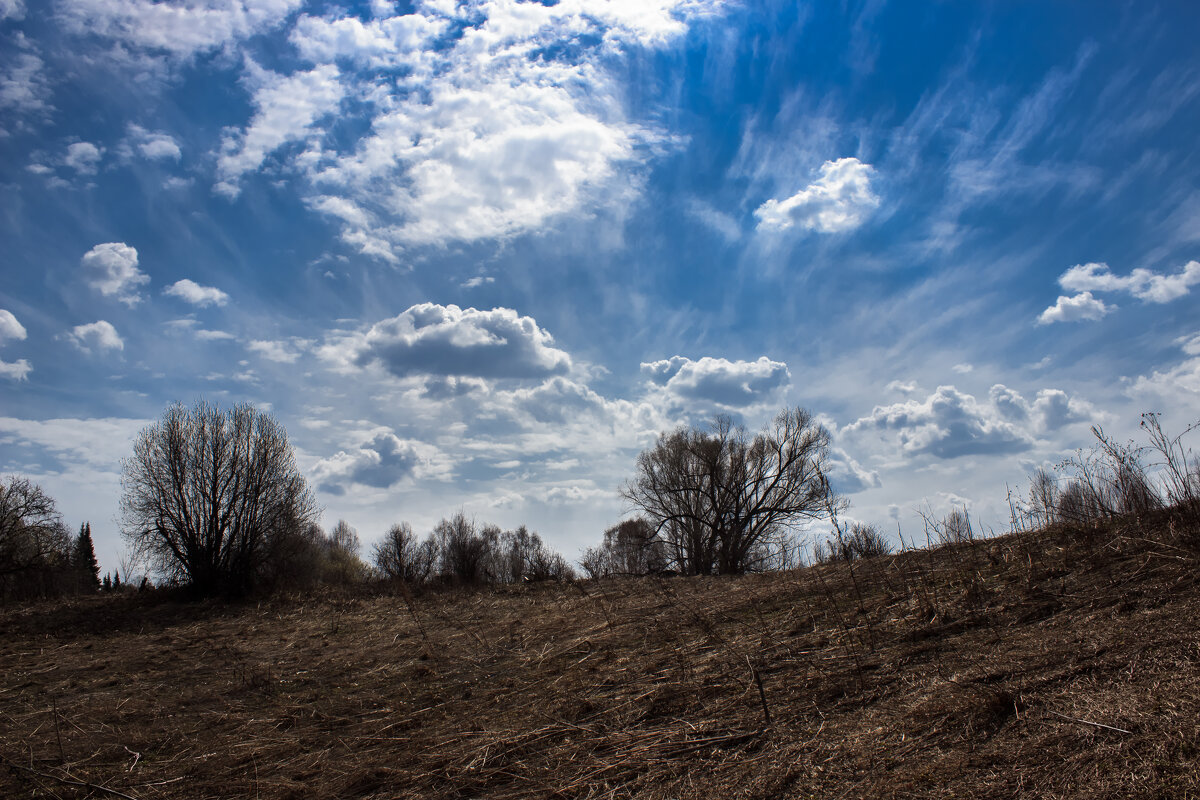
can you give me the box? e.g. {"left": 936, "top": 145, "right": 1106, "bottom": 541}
{"left": 102, "top": 573, "right": 112, "bottom": 591}
{"left": 73, "top": 522, "right": 101, "bottom": 592}
{"left": 112, "top": 571, "right": 122, "bottom": 590}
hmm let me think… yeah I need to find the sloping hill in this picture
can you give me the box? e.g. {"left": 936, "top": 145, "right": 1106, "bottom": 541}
{"left": 2, "top": 513, "right": 1199, "bottom": 799}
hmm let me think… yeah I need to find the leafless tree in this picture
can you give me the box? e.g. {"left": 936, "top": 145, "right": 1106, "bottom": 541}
{"left": 120, "top": 401, "right": 318, "bottom": 596}
{"left": 941, "top": 508, "right": 975, "bottom": 545}
{"left": 374, "top": 522, "right": 434, "bottom": 584}
{"left": 434, "top": 512, "right": 492, "bottom": 584}
{"left": 1028, "top": 468, "right": 1059, "bottom": 529}
{"left": 622, "top": 407, "right": 839, "bottom": 575}
{"left": 0, "top": 476, "right": 71, "bottom": 599}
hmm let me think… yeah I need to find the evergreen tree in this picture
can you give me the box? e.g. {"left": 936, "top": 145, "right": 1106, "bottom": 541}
{"left": 102, "top": 573, "right": 112, "bottom": 591}
{"left": 72, "top": 522, "right": 101, "bottom": 592}
{"left": 112, "top": 571, "right": 121, "bottom": 590}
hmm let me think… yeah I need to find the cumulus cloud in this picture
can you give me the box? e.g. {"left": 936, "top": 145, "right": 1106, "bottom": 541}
{"left": 0, "top": 0, "right": 24, "bottom": 20}
{"left": 215, "top": 62, "right": 344, "bottom": 197}
{"left": 64, "top": 141, "right": 103, "bottom": 174}
{"left": 247, "top": 338, "right": 309, "bottom": 363}
{"left": 80, "top": 242, "right": 149, "bottom": 306}
{"left": 0, "top": 39, "right": 51, "bottom": 119}
{"left": 0, "top": 359, "right": 31, "bottom": 380}
{"left": 988, "top": 384, "right": 1092, "bottom": 432}
{"left": 322, "top": 304, "right": 572, "bottom": 380}
{"left": 0, "top": 309, "right": 27, "bottom": 343}
{"left": 754, "top": 157, "right": 880, "bottom": 233}
{"left": 163, "top": 279, "right": 229, "bottom": 307}
{"left": 58, "top": 0, "right": 304, "bottom": 60}
{"left": 209, "top": 0, "right": 706, "bottom": 256}
{"left": 65, "top": 320, "right": 124, "bottom": 353}
{"left": 641, "top": 355, "right": 790, "bottom": 408}
{"left": 885, "top": 379, "right": 919, "bottom": 395}
{"left": 823, "top": 446, "right": 881, "bottom": 495}
{"left": 1037, "top": 291, "right": 1111, "bottom": 324}
{"left": 1059, "top": 260, "right": 1200, "bottom": 304}
{"left": 845, "top": 385, "right": 1032, "bottom": 459}
{"left": 127, "top": 124, "right": 181, "bottom": 160}
{"left": 0, "top": 309, "right": 31, "bottom": 380}
{"left": 1127, "top": 331, "right": 1200, "bottom": 413}
{"left": 311, "top": 431, "right": 449, "bottom": 495}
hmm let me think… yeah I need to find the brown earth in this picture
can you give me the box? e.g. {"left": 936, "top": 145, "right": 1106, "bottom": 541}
{"left": 2, "top": 513, "right": 1199, "bottom": 799}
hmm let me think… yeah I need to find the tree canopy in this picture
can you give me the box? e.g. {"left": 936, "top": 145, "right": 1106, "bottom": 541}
{"left": 120, "top": 401, "right": 318, "bottom": 595}
{"left": 622, "top": 408, "right": 839, "bottom": 575}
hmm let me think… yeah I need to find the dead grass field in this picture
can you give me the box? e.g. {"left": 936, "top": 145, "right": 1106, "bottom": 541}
{"left": 3, "top": 513, "right": 1200, "bottom": 799}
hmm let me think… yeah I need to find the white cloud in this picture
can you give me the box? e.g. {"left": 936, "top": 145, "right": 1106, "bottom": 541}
{"left": 952, "top": 363, "right": 973, "bottom": 374}
{"left": 255, "top": 1, "right": 706, "bottom": 257}
{"left": 290, "top": 9, "right": 447, "bottom": 69}
{"left": 164, "top": 279, "right": 229, "bottom": 307}
{"left": 127, "top": 124, "right": 181, "bottom": 160}
{"left": 65, "top": 320, "right": 124, "bottom": 353}
{"left": 0, "top": 0, "right": 25, "bottom": 20}
{"left": 195, "top": 329, "right": 236, "bottom": 341}
{"left": 988, "top": 384, "right": 1092, "bottom": 432}
{"left": 461, "top": 276, "right": 496, "bottom": 289}
{"left": 216, "top": 61, "right": 344, "bottom": 197}
{"left": 311, "top": 431, "right": 451, "bottom": 495}
{"left": 755, "top": 157, "right": 880, "bottom": 233}
{"left": 247, "top": 338, "right": 309, "bottom": 363}
{"left": 845, "top": 385, "right": 1032, "bottom": 459}
{"left": 0, "top": 43, "right": 51, "bottom": 119}
{"left": 0, "top": 415, "right": 150, "bottom": 468}
{"left": 0, "top": 309, "right": 31, "bottom": 378}
{"left": 1127, "top": 331, "right": 1200, "bottom": 415}
{"left": 0, "top": 309, "right": 27, "bottom": 343}
{"left": 0, "top": 359, "right": 32, "bottom": 381}
{"left": 885, "top": 379, "right": 919, "bottom": 395}
{"left": 1059, "top": 260, "right": 1200, "bottom": 304}
{"left": 641, "top": 355, "right": 790, "bottom": 408}
{"left": 1037, "top": 291, "right": 1111, "bottom": 324}
{"left": 80, "top": 242, "right": 149, "bottom": 306}
{"left": 684, "top": 198, "right": 742, "bottom": 241}
{"left": 58, "top": 0, "right": 304, "bottom": 60}
{"left": 322, "top": 304, "right": 572, "bottom": 380}
{"left": 64, "top": 141, "right": 103, "bottom": 174}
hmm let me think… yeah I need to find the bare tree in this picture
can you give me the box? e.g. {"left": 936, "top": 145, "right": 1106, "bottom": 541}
{"left": 0, "top": 476, "right": 71, "bottom": 599}
{"left": 120, "top": 401, "right": 318, "bottom": 596}
{"left": 434, "top": 512, "right": 492, "bottom": 584}
{"left": 374, "top": 522, "right": 434, "bottom": 584}
{"left": 622, "top": 407, "right": 839, "bottom": 575}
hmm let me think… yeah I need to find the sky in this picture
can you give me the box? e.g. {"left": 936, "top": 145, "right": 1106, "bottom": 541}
{"left": 2, "top": 0, "right": 1200, "bottom": 573}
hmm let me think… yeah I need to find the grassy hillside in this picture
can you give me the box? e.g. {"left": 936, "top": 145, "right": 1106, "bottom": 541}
{"left": 2, "top": 513, "right": 1199, "bottom": 799}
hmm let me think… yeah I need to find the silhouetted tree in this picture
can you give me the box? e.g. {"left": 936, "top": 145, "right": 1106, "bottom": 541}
{"left": 622, "top": 408, "right": 839, "bottom": 575}
{"left": 373, "top": 522, "right": 435, "bottom": 584}
{"left": 0, "top": 476, "right": 73, "bottom": 600}
{"left": 72, "top": 522, "right": 101, "bottom": 592}
{"left": 120, "top": 401, "right": 318, "bottom": 596}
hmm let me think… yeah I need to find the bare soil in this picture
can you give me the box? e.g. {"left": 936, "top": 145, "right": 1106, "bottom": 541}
{"left": 3, "top": 514, "right": 1200, "bottom": 799}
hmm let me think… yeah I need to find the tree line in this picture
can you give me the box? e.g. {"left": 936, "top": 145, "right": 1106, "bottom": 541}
{"left": 0, "top": 475, "right": 101, "bottom": 601}
{"left": 3, "top": 399, "right": 847, "bottom": 601}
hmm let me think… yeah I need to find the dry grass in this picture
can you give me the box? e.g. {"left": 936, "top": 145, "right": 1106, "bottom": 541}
{"left": 3, "top": 512, "right": 1200, "bottom": 799}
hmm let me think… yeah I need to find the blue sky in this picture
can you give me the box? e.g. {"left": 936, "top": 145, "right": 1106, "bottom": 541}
{"left": 3, "top": 0, "right": 1200, "bottom": 572}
